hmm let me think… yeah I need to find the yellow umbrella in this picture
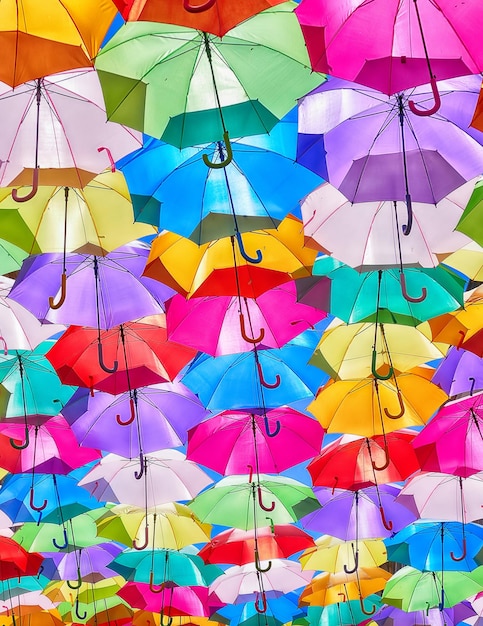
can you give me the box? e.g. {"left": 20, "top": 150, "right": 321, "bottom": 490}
{"left": 443, "top": 241, "right": 483, "bottom": 281}
{"left": 299, "top": 535, "right": 387, "bottom": 573}
{"left": 307, "top": 369, "right": 448, "bottom": 437}
{"left": 0, "top": 170, "right": 157, "bottom": 256}
{"left": 143, "top": 214, "right": 317, "bottom": 299}
{"left": 95, "top": 503, "right": 212, "bottom": 550}
{"left": 309, "top": 320, "right": 446, "bottom": 380}
{"left": 43, "top": 577, "right": 125, "bottom": 604}
{"left": 133, "top": 612, "right": 228, "bottom": 626}
{"left": 0, "top": 608, "right": 64, "bottom": 626}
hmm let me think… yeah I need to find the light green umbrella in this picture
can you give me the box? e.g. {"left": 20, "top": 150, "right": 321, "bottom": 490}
{"left": 95, "top": 2, "right": 326, "bottom": 148}
{"left": 0, "top": 239, "right": 29, "bottom": 275}
{"left": 455, "top": 177, "right": 483, "bottom": 245}
{"left": 12, "top": 514, "right": 105, "bottom": 552}
{"left": 381, "top": 565, "right": 483, "bottom": 611}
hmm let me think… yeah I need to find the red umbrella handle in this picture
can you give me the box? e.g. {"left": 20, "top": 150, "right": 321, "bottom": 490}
{"left": 257, "top": 362, "right": 281, "bottom": 389}
{"left": 379, "top": 506, "right": 393, "bottom": 531}
{"left": 254, "top": 591, "right": 267, "bottom": 614}
{"left": 133, "top": 524, "right": 149, "bottom": 550}
{"left": 29, "top": 487, "right": 47, "bottom": 512}
{"left": 49, "top": 272, "right": 67, "bottom": 310}
{"left": 450, "top": 537, "right": 467, "bottom": 561}
{"left": 183, "top": 0, "right": 216, "bottom": 12}
{"left": 149, "top": 571, "right": 163, "bottom": 593}
{"left": 239, "top": 313, "right": 265, "bottom": 344}
{"left": 399, "top": 271, "right": 427, "bottom": 303}
{"left": 116, "top": 397, "right": 136, "bottom": 426}
{"left": 372, "top": 444, "right": 390, "bottom": 471}
{"left": 257, "top": 486, "right": 275, "bottom": 512}
{"left": 97, "top": 146, "right": 116, "bottom": 172}
{"left": 409, "top": 77, "right": 441, "bottom": 117}
{"left": 11, "top": 167, "right": 39, "bottom": 202}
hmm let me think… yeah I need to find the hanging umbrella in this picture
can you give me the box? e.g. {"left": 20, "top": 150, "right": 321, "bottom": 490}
{"left": 186, "top": 408, "right": 324, "bottom": 475}
{"left": 61, "top": 381, "right": 210, "bottom": 458}
{"left": 12, "top": 514, "right": 106, "bottom": 552}
{"left": 0, "top": 608, "right": 64, "bottom": 626}
{"left": 56, "top": 594, "right": 132, "bottom": 625}
{"left": 307, "top": 595, "right": 384, "bottom": 626}
{"left": 455, "top": 177, "right": 483, "bottom": 246}
{"left": 44, "top": 576, "right": 124, "bottom": 604}
{"left": 0, "top": 240, "right": 28, "bottom": 277}
{"left": 95, "top": 3, "right": 325, "bottom": 147}
{"left": 199, "top": 525, "right": 315, "bottom": 566}
{"left": 0, "top": 538, "right": 43, "bottom": 580}
{"left": 431, "top": 347, "right": 483, "bottom": 397}
{"left": 443, "top": 241, "right": 483, "bottom": 282}
{"left": 411, "top": 393, "right": 483, "bottom": 477}
{"left": 165, "top": 282, "right": 327, "bottom": 356}
{"left": 40, "top": 544, "right": 123, "bottom": 583}
{"left": 384, "top": 520, "right": 483, "bottom": 572}
{"left": 216, "top": 592, "right": 304, "bottom": 626}
{"left": 372, "top": 602, "right": 476, "bottom": 626}
{"left": 299, "top": 535, "right": 387, "bottom": 573}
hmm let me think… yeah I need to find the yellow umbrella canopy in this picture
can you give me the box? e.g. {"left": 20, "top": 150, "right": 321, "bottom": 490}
{"left": 43, "top": 577, "right": 125, "bottom": 604}
{"left": 0, "top": 170, "right": 157, "bottom": 256}
{"left": 143, "top": 214, "right": 317, "bottom": 299}
{"left": 307, "top": 369, "right": 448, "bottom": 437}
{"left": 443, "top": 241, "right": 483, "bottom": 281}
{"left": 309, "top": 320, "right": 446, "bottom": 380}
{"left": 133, "top": 613, "right": 228, "bottom": 626}
{"left": 299, "top": 535, "right": 387, "bottom": 573}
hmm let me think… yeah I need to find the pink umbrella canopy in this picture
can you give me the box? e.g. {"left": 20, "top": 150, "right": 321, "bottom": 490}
{"left": 186, "top": 407, "right": 324, "bottom": 475}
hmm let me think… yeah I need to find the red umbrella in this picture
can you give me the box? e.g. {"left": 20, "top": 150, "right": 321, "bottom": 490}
{"left": 307, "top": 430, "right": 421, "bottom": 491}
{"left": 0, "top": 537, "right": 43, "bottom": 580}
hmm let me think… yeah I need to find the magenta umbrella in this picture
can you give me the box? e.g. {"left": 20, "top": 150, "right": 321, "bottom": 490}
{"left": 166, "top": 281, "right": 327, "bottom": 356}
{"left": 412, "top": 393, "right": 483, "bottom": 477}
{"left": 186, "top": 408, "right": 324, "bottom": 475}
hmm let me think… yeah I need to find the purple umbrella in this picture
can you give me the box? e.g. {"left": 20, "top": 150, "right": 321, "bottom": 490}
{"left": 300, "top": 484, "right": 417, "bottom": 540}
{"left": 40, "top": 542, "right": 123, "bottom": 582}
{"left": 61, "top": 380, "right": 210, "bottom": 457}
{"left": 432, "top": 347, "right": 483, "bottom": 397}
{"left": 372, "top": 601, "right": 476, "bottom": 626}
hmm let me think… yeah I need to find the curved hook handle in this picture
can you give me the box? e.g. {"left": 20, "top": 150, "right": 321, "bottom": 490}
{"left": 402, "top": 193, "right": 413, "bottom": 236}
{"left": 74, "top": 598, "right": 87, "bottom": 621}
{"left": 29, "top": 487, "right": 47, "bottom": 512}
{"left": 9, "top": 425, "right": 30, "bottom": 450}
{"left": 0, "top": 336, "right": 8, "bottom": 355}
{"left": 97, "top": 146, "right": 116, "bottom": 173}
{"left": 456, "top": 330, "right": 466, "bottom": 350}
{"left": 2, "top": 605, "right": 10, "bottom": 617}
{"left": 399, "top": 271, "right": 427, "bottom": 303}
{"left": 408, "top": 76, "right": 441, "bottom": 117}
{"left": 337, "top": 592, "right": 346, "bottom": 603}
{"left": 183, "top": 0, "right": 216, "bottom": 12}
{"left": 202, "top": 130, "right": 233, "bottom": 169}
{"left": 52, "top": 527, "right": 68, "bottom": 550}
{"left": 379, "top": 505, "right": 393, "bottom": 531}
{"left": 255, "top": 550, "right": 272, "bottom": 573}
{"left": 383, "top": 390, "right": 406, "bottom": 420}
{"left": 257, "top": 486, "right": 275, "bottom": 512}
{"left": 263, "top": 416, "right": 281, "bottom": 438}
{"left": 133, "top": 524, "right": 149, "bottom": 550}
{"left": 235, "top": 232, "right": 263, "bottom": 264}
{"left": 266, "top": 517, "right": 275, "bottom": 533}
{"left": 372, "top": 443, "right": 390, "bottom": 471}
{"left": 134, "top": 451, "right": 145, "bottom": 480}
{"left": 49, "top": 271, "right": 67, "bottom": 310}
{"left": 12, "top": 168, "right": 39, "bottom": 202}
{"left": 343, "top": 549, "right": 359, "bottom": 574}
{"left": 469, "top": 377, "right": 476, "bottom": 396}
{"left": 116, "top": 397, "right": 135, "bottom": 426}
{"left": 239, "top": 313, "right": 265, "bottom": 344}
{"left": 254, "top": 591, "right": 267, "bottom": 614}
{"left": 97, "top": 342, "right": 118, "bottom": 373}
{"left": 450, "top": 537, "right": 467, "bottom": 562}
{"left": 160, "top": 614, "right": 173, "bottom": 626}
{"left": 247, "top": 464, "right": 254, "bottom": 484}
{"left": 257, "top": 362, "right": 281, "bottom": 389}
{"left": 149, "top": 571, "right": 163, "bottom": 593}
{"left": 359, "top": 596, "right": 376, "bottom": 616}
{"left": 438, "top": 588, "right": 445, "bottom": 612}
{"left": 66, "top": 568, "right": 82, "bottom": 590}
{"left": 331, "top": 476, "right": 338, "bottom": 496}
{"left": 371, "top": 349, "right": 393, "bottom": 381}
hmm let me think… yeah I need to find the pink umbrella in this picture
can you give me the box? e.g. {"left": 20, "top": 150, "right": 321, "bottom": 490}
{"left": 166, "top": 281, "right": 327, "bottom": 356}
{"left": 187, "top": 408, "right": 324, "bottom": 475}
{"left": 412, "top": 393, "right": 483, "bottom": 477}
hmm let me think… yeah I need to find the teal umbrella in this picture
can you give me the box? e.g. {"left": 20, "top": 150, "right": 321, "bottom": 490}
{"left": 307, "top": 595, "right": 384, "bottom": 626}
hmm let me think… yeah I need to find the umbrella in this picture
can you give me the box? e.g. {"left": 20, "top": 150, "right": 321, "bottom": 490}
{"left": 372, "top": 602, "right": 476, "bottom": 626}
{"left": 56, "top": 594, "right": 132, "bottom": 625}
{"left": 12, "top": 514, "right": 106, "bottom": 552}
{"left": 411, "top": 393, "right": 483, "bottom": 477}
{"left": 61, "top": 381, "right": 209, "bottom": 458}
{"left": 0, "top": 537, "right": 43, "bottom": 580}
{"left": 165, "top": 282, "right": 327, "bottom": 356}
{"left": 186, "top": 408, "right": 324, "bottom": 475}
{"left": 299, "top": 535, "right": 387, "bottom": 573}
{"left": 216, "top": 593, "right": 304, "bottom": 626}
{"left": 307, "top": 595, "right": 384, "bottom": 626}
{"left": 385, "top": 520, "right": 483, "bottom": 571}
{"left": 294, "top": 0, "right": 483, "bottom": 94}
{"left": 431, "top": 347, "right": 483, "bottom": 397}
{"left": 455, "top": 177, "right": 483, "bottom": 246}
{"left": 443, "top": 241, "right": 483, "bottom": 282}
{"left": 40, "top": 543, "right": 123, "bottom": 583}
{"left": 95, "top": 3, "right": 325, "bottom": 146}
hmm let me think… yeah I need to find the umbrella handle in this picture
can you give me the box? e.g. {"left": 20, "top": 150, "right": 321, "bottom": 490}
{"left": 257, "top": 362, "right": 281, "bottom": 389}
{"left": 408, "top": 76, "right": 441, "bottom": 117}
{"left": 97, "top": 342, "right": 119, "bottom": 373}
{"left": 438, "top": 587, "right": 445, "bottom": 611}
{"left": 183, "top": 0, "right": 216, "bottom": 12}
{"left": 239, "top": 313, "right": 265, "bottom": 344}
{"left": 372, "top": 443, "right": 390, "bottom": 471}
{"left": 266, "top": 517, "right": 275, "bottom": 533}
{"left": 134, "top": 451, "right": 146, "bottom": 480}
{"left": 160, "top": 613, "right": 173, "bottom": 626}
{"left": 202, "top": 130, "right": 233, "bottom": 169}
{"left": 11, "top": 167, "right": 39, "bottom": 202}
{"left": 371, "top": 349, "right": 393, "bottom": 380}
{"left": 52, "top": 527, "right": 68, "bottom": 550}
{"left": 257, "top": 486, "right": 275, "bottom": 512}
{"left": 399, "top": 271, "right": 427, "bottom": 303}
{"left": 263, "top": 415, "right": 281, "bottom": 438}
{"left": 37, "top": 565, "right": 44, "bottom": 578}
{"left": 469, "top": 376, "right": 476, "bottom": 396}
{"left": 149, "top": 571, "right": 163, "bottom": 593}
{"left": 97, "top": 146, "right": 116, "bottom": 172}
{"left": 343, "top": 549, "right": 359, "bottom": 574}
{"left": 337, "top": 593, "right": 346, "bottom": 603}
{"left": 116, "top": 397, "right": 136, "bottom": 426}
{"left": 383, "top": 390, "right": 406, "bottom": 420}
{"left": 67, "top": 568, "right": 82, "bottom": 589}
{"left": 49, "top": 272, "right": 67, "bottom": 310}
{"left": 74, "top": 598, "right": 87, "bottom": 621}
{"left": 9, "top": 425, "right": 30, "bottom": 449}
{"left": 254, "top": 591, "right": 267, "bottom": 614}
{"left": 402, "top": 193, "right": 413, "bottom": 236}
{"left": 379, "top": 505, "right": 393, "bottom": 531}
{"left": 235, "top": 232, "right": 263, "bottom": 264}
{"left": 29, "top": 487, "right": 47, "bottom": 512}
{"left": 2, "top": 605, "right": 10, "bottom": 617}
{"left": 450, "top": 537, "right": 467, "bottom": 561}
{"left": 456, "top": 330, "right": 466, "bottom": 350}
{"left": 359, "top": 596, "right": 376, "bottom": 616}
{"left": 133, "top": 524, "right": 149, "bottom": 550}
{"left": 247, "top": 464, "right": 254, "bottom": 483}
{"left": 0, "top": 336, "right": 8, "bottom": 355}
{"left": 255, "top": 549, "right": 272, "bottom": 573}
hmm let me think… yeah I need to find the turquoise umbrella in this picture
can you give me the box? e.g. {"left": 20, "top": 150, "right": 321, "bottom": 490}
{"left": 307, "top": 595, "right": 384, "bottom": 626}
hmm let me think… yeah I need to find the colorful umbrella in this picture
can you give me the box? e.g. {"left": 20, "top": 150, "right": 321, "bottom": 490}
{"left": 307, "top": 595, "right": 384, "bottom": 626}
{"left": 299, "top": 535, "right": 387, "bottom": 573}
{"left": 40, "top": 543, "right": 123, "bottom": 583}
{"left": 431, "top": 347, "right": 483, "bottom": 397}
{"left": 372, "top": 602, "right": 476, "bottom": 626}
{"left": 0, "top": 537, "right": 43, "bottom": 580}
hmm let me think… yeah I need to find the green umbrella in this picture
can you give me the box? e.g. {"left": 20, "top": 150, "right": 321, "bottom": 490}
{"left": 311, "top": 256, "right": 466, "bottom": 325}
{"left": 12, "top": 514, "right": 105, "bottom": 552}
{"left": 95, "top": 2, "right": 326, "bottom": 148}
{"left": 189, "top": 474, "right": 320, "bottom": 530}
{"left": 56, "top": 593, "right": 131, "bottom": 624}
{"left": 0, "top": 239, "right": 29, "bottom": 276}
{"left": 455, "top": 177, "right": 483, "bottom": 245}
{"left": 381, "top": 565, "right": 483, "bottom": 611}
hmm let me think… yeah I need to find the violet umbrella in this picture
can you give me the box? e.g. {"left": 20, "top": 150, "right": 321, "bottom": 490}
{"left": 372, "top": 601, "right": 476, "bottom": 626}
{"left": 39, "top": 543, "right": 123, "bottom": 584}
{"left": 432, "top": 347, "right": 483, "bottom": 397}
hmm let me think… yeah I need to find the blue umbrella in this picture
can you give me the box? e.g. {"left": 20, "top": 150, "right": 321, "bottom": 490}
{"left": 385, "top": 520, "right": 483, "bottom": 571}
{"left": 216, "top": 591, "right": 305, "bottom": 625}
